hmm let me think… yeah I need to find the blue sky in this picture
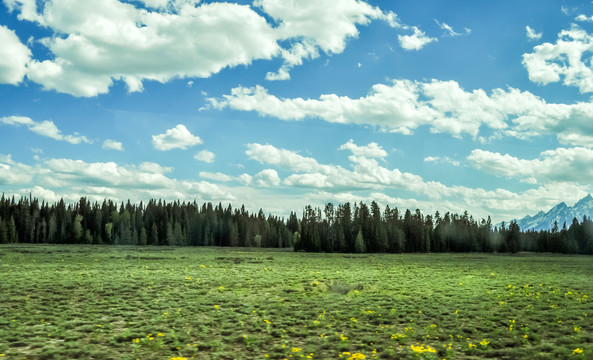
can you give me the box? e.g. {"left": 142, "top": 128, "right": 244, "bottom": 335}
{"left": 2, "top": 0, "right": 593, "bottom": 222}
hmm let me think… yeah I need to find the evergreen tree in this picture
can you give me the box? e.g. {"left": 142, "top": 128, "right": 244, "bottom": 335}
{"left": 139, "top": 227, "right": 147, "bottom": 246}
{"left": 354, "top": 228, "right": 366, "bottom": 253}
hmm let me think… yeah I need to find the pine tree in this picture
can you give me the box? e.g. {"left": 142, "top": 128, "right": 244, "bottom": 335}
{"left": 354, "top": 228, "right": 366, "bottom": 253}
{"left": 139, "top": 227, "right": 147, "bottom": 246}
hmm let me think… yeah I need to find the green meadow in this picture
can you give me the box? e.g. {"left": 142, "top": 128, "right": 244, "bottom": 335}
{"left": 0, "top": 245, "right": 591, "bottom": 360}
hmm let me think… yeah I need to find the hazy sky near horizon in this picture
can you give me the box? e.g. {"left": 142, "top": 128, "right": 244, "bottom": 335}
{"left": 2, "top": 0, "right": 593, "bottom": 222}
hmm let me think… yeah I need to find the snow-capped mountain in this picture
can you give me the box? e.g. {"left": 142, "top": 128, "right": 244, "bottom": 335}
{"left": 511, "top": 194, "right": 593, "bottom": 231}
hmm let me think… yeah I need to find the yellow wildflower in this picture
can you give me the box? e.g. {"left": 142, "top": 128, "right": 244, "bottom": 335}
{"left": 292, "top": 348, "right": 302, "bottom": 353}
{"left": 214, "top": 305, "right": 220, "bottom": 310}
{"left": 480, "top": 339, "right": 490, "bottom": 346}
{"left": 410, "top": 344, "right": 436, "bottom": 353}
{"left": 573, "top": 348, "right": 583, "bottom": 355}
{"left": 348, "top": 353, "right": 366, "bottom": 360}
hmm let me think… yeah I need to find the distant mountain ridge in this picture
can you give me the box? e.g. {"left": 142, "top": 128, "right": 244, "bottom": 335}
{"left": 511, "top": 194, "right": 593, "bottom": 231}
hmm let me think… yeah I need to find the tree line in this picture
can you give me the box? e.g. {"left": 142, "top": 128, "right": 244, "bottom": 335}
{"left": 0, "top": 195, "right": 292, "bottom": 248}
{"left": 0, "top": 195, "right": 592, "bottom": 254}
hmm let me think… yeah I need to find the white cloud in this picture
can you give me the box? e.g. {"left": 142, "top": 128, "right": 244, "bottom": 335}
{"left": 255, "top": 169, "right": 281, "bottom": 187}
{"left": 0, "top": 154, "right": 35, "bottom": 184}
{"left": 199, "top": 171, "right": 234, "bottom": 182}
{"left": 14, "top": 0, "right": 280, "bottom": 96}
{"left": 0, "top": 115, "right": 91, "bottom": 144}
{"left": 102, "top": 139, "right": 124, "bottom": 151}
{"left": 424, "top": 156, "right": 460, "bottom": 167}
{"left": 152, "top": 124, "right": 202, "bottom": 151}
{"left": 6, "top": 0, "right": 405, "bottom": 94}
{"left": 3, "top": 0, "right": 46, "bottom": 23}
{"left": 194, "top": 149, "right": 215, "bottom": 163}
{"left": 0, "top": 25, "right": 31, "bottom": 85}
{"left": 0, "top": 115, "right": 34, "bottom": 126}
{"left": 2, "top": 141, "right": 591, "bottom": 223}
{"left": 246, "top": 143, "right": 321, "bottom": 172}
{"left": 575, "top": 14, "right": 593, "bottom": 22}
{"left": 562, "top": 6, "right": 573, "bottom": 16}
{"left": 523, "top": 25, "right": 593, "bottom": 93}
{"left": 1, "top": 154, "right": 234, "bottom": 203}
{"left": 241, "top": 142, "right": 592, "bottom": 222}
{"left": 247, "top": 141, "right": 437, "bottom": 195}
{"left": 209, "top": 79, "right": 593, "bottom": 146}
{"left": 434, "top": 19, "right": 470, "bottom": 37}
{"left": 207, "top": 81, "right": 438, "bottom": 135}
{"left": 255, "top": 0, "right": 401, "bottom": 80}
{"left": 338, "top": 139, "right": 387, "bottom": 158}
{"left": 468, "top": 147, "right": 593, "bottom": 184}
{"left": 525, "top": 26, "right": 542, "bottom": 41}
{"left": 237, "top": 173, "right": 253, "bottom": 185}
{"left": 398, "top": 26, "right": 437, "bottom": 51}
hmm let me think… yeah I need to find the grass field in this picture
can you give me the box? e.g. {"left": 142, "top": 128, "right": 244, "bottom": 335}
{"left": 0, "top": 245, "right": 591, "bottom": 360}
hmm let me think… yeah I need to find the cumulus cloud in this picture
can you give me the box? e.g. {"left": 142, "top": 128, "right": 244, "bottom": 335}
{"left": 523, "top": 25, "right": 593, "bottom": 93}
{"left": 255, "top": 169, "right": 281, "bottom": 187}
{"left": 338, "top": 139, "right": 387, "bottom": 158}
{"left": 2, "top": 142, "right": 591, "bottom": 223}
{"left": 247, "top": 141, "right": 436, "bottom": 194}
{"left": 398, "top": 26, "right": 437, "bottom": 51}
{"left": 525, "top": 26, "right": 542, "bottom": 41}
{"left": 256, "top": 0, "right": 401, "bottom": 80}
{"left": 5, "top": 0, "right": 406, "bottom": 94}
{"left": 152, "top": 124, "right": 202, "bottom": 151}
{"left": 0, "top": 115, "right": 91, "bottom": 144}
{"left": 208, "top": 79, "right": 593, "bottom": 146}
{"left": 237, "top": 173, "right": 253, "bottom": 185}
{"left": 0, "top": 154, "right": 234, "bottom": 203}
{"left": 0, "top": 25, "right": 31, "bottom": 85}
{"left": 468, "top": 147, "right": 593, "bottom": 184}
{"left": 10, "top": 0, "right": 279, "bottom": 96}
{"left": 194, "top": 149, "right": 215, "bottom": 163}
{"left": 242, "top": 141, "right": 591, "bottom": 222}
{"left": 102, "top": 139, "right": 124, "bottom": 151}
{"left": 246, "top": 143, "right": 321, "bottom": 172}
{"left": 0, "top": 154, "right": 35, "bottom": 184}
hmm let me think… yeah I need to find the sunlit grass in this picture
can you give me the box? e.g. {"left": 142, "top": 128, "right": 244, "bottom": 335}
{"left": 0, "top": 245, "right": 591, "bottom": 359}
